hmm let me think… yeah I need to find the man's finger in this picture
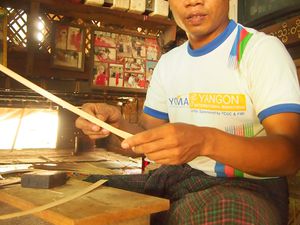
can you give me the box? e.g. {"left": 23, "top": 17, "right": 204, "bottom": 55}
{"left": 121, "top": 127, "right": 165, "bottom": 149}
{"left": 130, "top": 138, "right": 175, "bottom": 154}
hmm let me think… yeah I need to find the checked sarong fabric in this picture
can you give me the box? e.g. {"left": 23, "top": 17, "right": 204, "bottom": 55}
{"left": 86, "top": 164, "right": 288, "bottom": 225}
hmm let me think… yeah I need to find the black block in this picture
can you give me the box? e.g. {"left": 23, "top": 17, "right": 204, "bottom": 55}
{"left": 21, "top": 171, "right": 67, "bottom": 189}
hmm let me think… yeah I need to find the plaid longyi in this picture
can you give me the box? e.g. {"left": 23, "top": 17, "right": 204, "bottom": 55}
{"left": 86, "top": 164, "right": 288, "bottom": 225}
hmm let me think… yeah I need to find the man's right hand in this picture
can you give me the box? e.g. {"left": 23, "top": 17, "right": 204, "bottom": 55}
{"left": 75, "top": 103, "right": 122, "bottom": 140}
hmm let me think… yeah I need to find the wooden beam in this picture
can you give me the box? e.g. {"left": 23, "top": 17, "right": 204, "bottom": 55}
{"left": 0, "top": 0, "right": 29, "bottom": 10}
{"left": 0, "top": 8, "right": 8, "bottom": 66}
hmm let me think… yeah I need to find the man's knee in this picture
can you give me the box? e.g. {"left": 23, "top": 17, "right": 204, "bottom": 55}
{"left": 167, "top": 186, "right": 281, "bottom": 225}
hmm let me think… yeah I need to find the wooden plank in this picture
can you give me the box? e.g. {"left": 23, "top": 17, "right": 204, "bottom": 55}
{"left": 0, "top": 7, "right": 8, "bottom": 66}
{"left": 0, "top": 0, "right": 29, "bottom": 11}
{"left": 0, "top": 179, "right": 169, "bottom": 225}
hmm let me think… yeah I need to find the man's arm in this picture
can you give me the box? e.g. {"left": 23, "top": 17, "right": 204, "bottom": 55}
{"left": 208, "top": 112, "right": 300, "bottom": 176}
{"left": 121, "top": 112, "right": 300, "bottom": 177}
{"left": 75, "top": 103, "right": 167, "bottom": 156}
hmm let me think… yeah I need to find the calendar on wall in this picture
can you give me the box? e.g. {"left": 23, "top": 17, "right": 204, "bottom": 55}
{"left": 90, "top": 29, "right": 160, "bottom": 91}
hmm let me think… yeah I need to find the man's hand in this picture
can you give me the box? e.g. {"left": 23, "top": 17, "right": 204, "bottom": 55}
{"left": 121, "top": 123, "right": 212, "bottom": 165}
{"left": 75, "top": 103, "right": 122, "bottom": 139}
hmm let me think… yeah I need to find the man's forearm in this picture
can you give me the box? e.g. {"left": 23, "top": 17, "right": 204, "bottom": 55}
{"left": 206, "top": 128, "right": 300, "bottom": 177}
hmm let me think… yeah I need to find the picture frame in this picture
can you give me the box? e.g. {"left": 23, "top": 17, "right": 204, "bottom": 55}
{"left": 238, "top": 0, "right": 300, "bottom": 27}
{"left": 90, "top": 28, "right": 160, "bottom": 92}
{"left": 0, "top": 8, "right": 7, "bottom": 66}
{"left": 108, "top": 63, "right": 124, "bottom": 87}
{"left": 51, "top": 23, "right": 85, "bottom": 71}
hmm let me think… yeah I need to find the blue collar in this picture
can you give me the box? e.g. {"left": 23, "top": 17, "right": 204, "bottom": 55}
{"left": 187, "top": 20, "right": 237, "bottom": 57}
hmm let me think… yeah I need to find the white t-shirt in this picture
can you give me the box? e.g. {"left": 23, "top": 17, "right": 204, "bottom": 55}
{"left": 143, "top": 20, "right": 300, "bottom": 179}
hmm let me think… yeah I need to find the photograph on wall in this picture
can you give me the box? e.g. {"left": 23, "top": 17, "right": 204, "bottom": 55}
{"left": 146, "top": 61, "right": 157, "bottom": 85}
{"left": 94, "top": 30, "right": 117, "bottom": 48}
{"left": 146, "top": 38, "right": 160, "bottom": 61}
{"left": 92, "top": 62, "right": 109, "bottom": 87}
{"left": 67, "top": 26, "right": 83, "bottom": 51}
{"left": 123, "top": 73, "right": 146, "bottom": 89}
{"left": 124, "top": 73, "right": 138, "bottom": 88}
{"left": 131, "top": 36, "right": 146, "bottom": 58}
{"left": 117, "top": 34, "right": 133, "bottom": 60}
{"left": 54, "top": 25, "right": 68, "bottom": 50}
{"left": 108, "top": 63, "right": 124, "bottom": 87}
{"left": 124, "top": 57, "right": 145, "bottom": 74}
{"left": 94, "top": 46, "right": 116, "bottom": 62}
{"left": 51, "top": 23, "right": 85, "bottom": 71}
{"left": 136, "top": 73, "right": 147, "bottom": 89}
{"left": 53, "top": 50, "right": 83, "bottom": 69}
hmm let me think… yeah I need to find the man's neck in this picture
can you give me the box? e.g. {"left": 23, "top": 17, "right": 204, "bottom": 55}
{"left": 188, "top": 20, "right": 230, "bottom": 50}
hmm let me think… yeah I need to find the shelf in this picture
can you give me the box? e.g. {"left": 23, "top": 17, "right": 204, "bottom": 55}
{"left": 0, "top": 0, "right": 177, "bottom": 94}
{"left": 0, "top": 0, "right": 176, "bottom": 42}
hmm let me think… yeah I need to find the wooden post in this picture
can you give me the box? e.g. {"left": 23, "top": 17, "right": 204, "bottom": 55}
{"left": 0, "top": 7, "right": 8, "bottom": 66}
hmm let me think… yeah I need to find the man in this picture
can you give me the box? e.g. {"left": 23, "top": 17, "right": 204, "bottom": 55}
{"left": 76, "top": 0, "right": 300, "bottom": 224}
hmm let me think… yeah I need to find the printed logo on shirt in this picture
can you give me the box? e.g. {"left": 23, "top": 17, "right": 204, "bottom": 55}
{"left": 168, "top": 93, "right": 246, "bottom": 112}
{"left": 189, "top": 93, "right": 246, "bottom": 111}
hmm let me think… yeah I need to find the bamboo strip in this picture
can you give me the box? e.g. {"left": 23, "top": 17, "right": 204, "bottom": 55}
{"left": 0, "top": 179, "right": 107, "bottom": 220}
{"left": 0, "top": 65, "right": 133, "bottom": 139}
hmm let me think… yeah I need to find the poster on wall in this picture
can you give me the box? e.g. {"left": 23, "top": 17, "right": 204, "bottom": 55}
{"left": 51, "top": 23, "right": 85, "bottom": 71}
{"left": 90, "top": 28, "right": 160, "bottom": 91}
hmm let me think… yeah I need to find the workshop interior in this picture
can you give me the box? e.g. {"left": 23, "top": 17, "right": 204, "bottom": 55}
{"left": 0, "top": 1, "right": 299, "bottom": 225}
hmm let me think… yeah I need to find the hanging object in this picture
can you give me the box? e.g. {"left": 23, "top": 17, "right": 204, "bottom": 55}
{"left": 128, "top": 0, "right": 146, "bottom": 14}
{"left": 149, "top": 0, "right": 169, "bottom": 17}
{"left": 84, "top": 0, "right": 104, "bottom": 7}
{"left": 110, "top": 0, "right": 130, "bottom": 11}
{"left": 104, "top": 0, "right": 113, "bottom": 7}
{"left": 145, "top": 0, "right": 154, "bottom": 13}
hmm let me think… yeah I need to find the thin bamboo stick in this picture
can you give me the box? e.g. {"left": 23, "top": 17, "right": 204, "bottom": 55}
{"left": 0, "top": 64, "right": 133, "bottom": 139}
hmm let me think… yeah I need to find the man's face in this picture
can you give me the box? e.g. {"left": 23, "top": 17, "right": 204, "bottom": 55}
{"left": 169, "top": 0, "right": 229, "bottom": 41}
